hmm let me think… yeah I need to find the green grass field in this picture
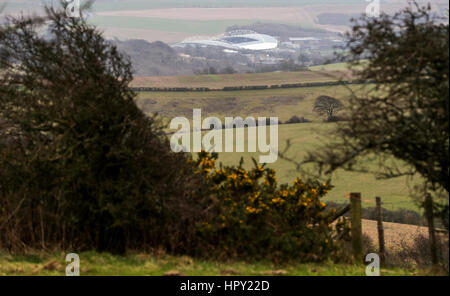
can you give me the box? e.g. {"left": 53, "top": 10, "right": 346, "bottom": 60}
{"left": 164, "top": 121, "right": 422, "bottom": 211}
{"left": 0, "top": 251, "right": 424, "bottom": 276}
{"left": 197, "top": 123, "right": 422, "bottom": 211}
{"left": 135, "top": 79, "right": 421, "bottom": 211}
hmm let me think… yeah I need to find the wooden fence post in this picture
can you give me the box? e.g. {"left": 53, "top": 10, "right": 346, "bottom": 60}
{"left": 424, "top": 194, "right": 438, "bottom": 266}
{"left": 376, "top": 197, "right": 385, "bottom": 266}
{"left": 348, "top": 192, "right": 362, "bottom": 262}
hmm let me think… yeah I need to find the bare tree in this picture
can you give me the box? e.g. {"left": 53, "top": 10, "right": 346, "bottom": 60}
{"left": 313, "top": 95, "right": 344, "bottom": 122}
{"left": 281, "top": 2, "right": 448, "bottom": 199}
{"left": 303, "top": 3, "right": 449, "bottom": 196}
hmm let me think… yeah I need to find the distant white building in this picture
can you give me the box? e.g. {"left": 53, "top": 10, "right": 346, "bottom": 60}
{"left": 174, "top": 31, "right": 278, "bottom": 51}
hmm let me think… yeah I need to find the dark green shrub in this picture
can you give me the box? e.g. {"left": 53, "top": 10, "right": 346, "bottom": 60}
{"left": 0, "top": 6, "right": 211, "bottom": 254}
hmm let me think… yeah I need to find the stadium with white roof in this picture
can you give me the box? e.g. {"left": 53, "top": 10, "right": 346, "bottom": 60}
{"left": 174, "top": 30, "right": 278, "bottom": 51}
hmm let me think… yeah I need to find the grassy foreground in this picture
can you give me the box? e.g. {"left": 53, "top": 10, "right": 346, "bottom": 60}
{"left": 0, "top": 251, "right": 424, "bottom": 276}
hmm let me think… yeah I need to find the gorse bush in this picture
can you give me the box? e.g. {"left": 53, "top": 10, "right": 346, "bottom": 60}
{"left": 192, "top": 151, "right": 343, "bottom": 261}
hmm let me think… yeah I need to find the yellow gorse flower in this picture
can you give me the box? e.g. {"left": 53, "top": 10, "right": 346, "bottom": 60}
{"left": 271, "top": 197, "right": 285, "bottom": 204}
{"left": 194, "top": 152, "right": 337, "bottom": 241}
{"left": 246, "top": 206, "right": 262, "bottom": 214}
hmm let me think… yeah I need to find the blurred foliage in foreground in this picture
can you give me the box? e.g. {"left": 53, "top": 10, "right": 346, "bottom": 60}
{"left": 0, "top": 4, "right": 344, "bottom": 262}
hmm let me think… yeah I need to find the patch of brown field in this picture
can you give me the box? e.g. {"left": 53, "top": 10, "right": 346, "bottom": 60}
{"left": 130, "top": 70, "right": 353, "bottom": 89}
{"left": 96, "top": 7, "right": 317, "bottom": 24}
{"left": 99, "top": 27, "right": 195, "bottom": 43}
{"left": 138, "top": 95, "right": 305, "bottom": 118}
{"left": 362, "top": 219, "right": 448, "bottom": 251}
{"left": 132, "top": 76, "right": 180, "bottom": 87}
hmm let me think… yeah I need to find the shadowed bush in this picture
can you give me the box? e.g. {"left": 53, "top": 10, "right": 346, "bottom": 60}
{"left": 0, "top": 5, "right": 211, "bottom": 255}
